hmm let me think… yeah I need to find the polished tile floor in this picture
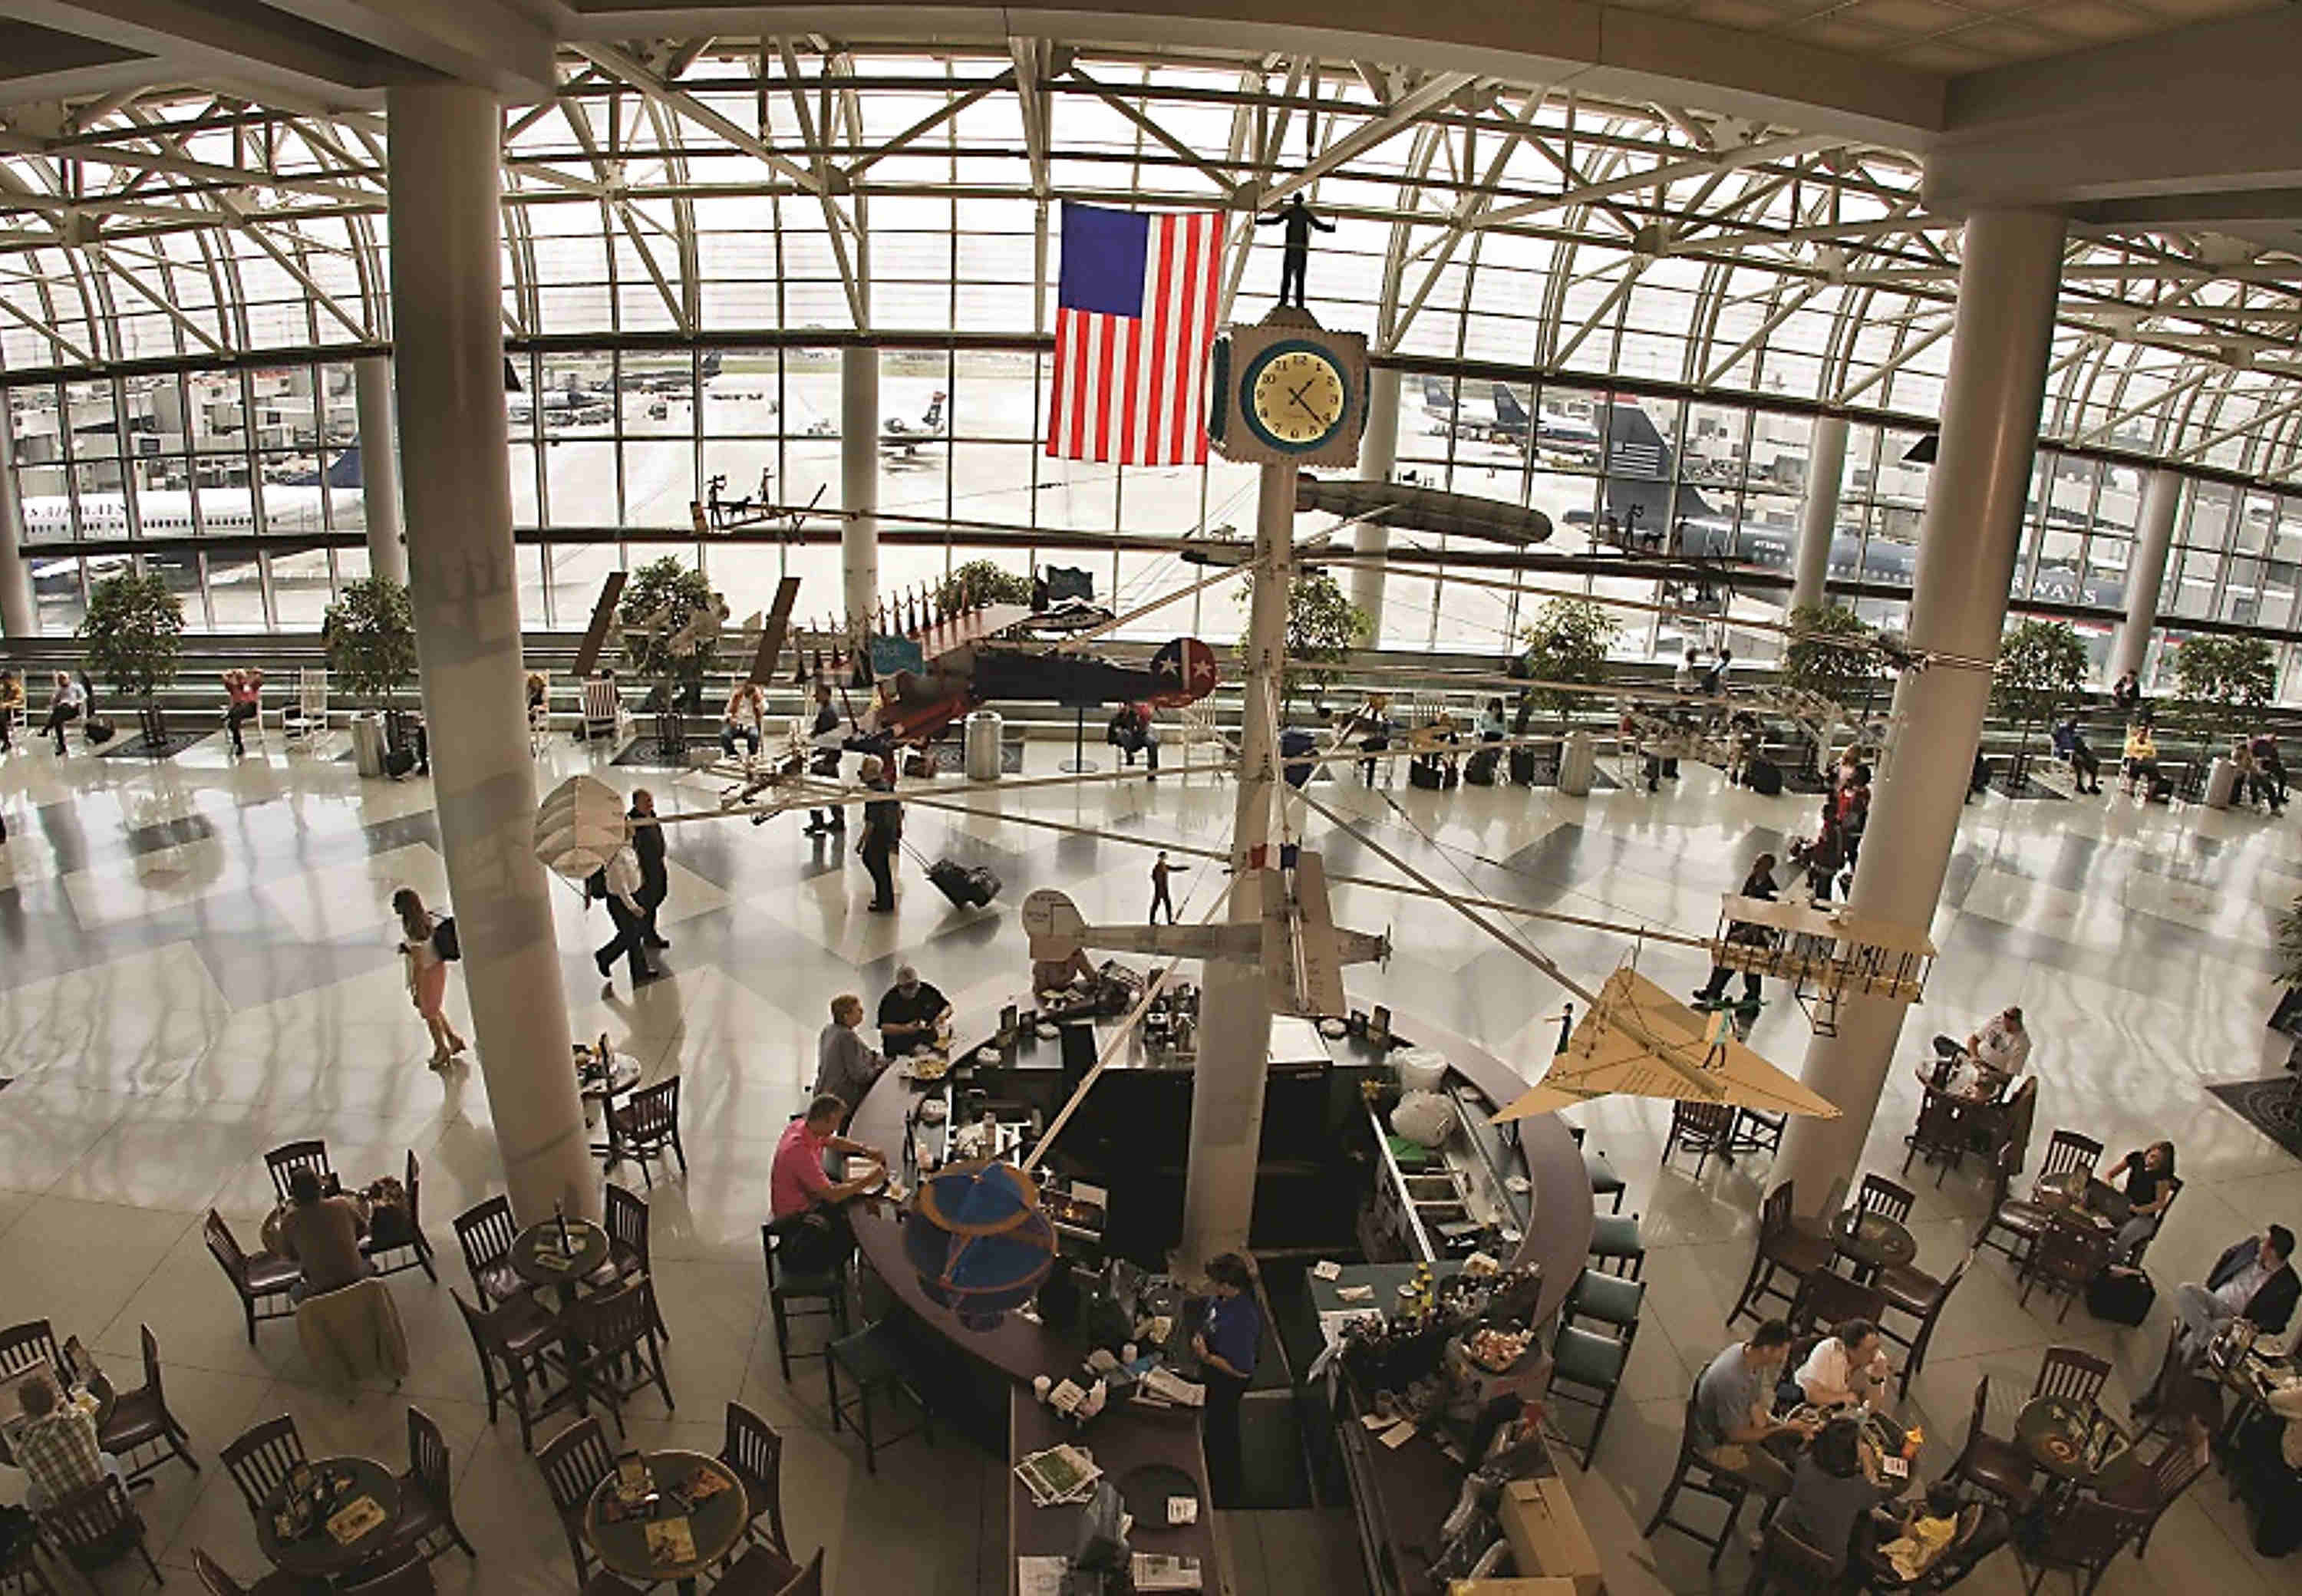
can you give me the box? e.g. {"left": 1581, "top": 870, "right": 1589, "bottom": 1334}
{"left": 2, "top": 722, "right": 2298, "bottom": 1594}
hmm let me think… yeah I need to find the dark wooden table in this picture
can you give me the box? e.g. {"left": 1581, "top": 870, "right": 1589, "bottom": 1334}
{"left": 511, "top": 1217, "right": 611, "bottom": 1294}
{"left": 1832, "top": 1207, "right": 1918, "bottom": 1283}
{"left": 580, "top": 1053, "right": 645, "bottom": 1165}
{"left": 2017, "top": 1393, "right": 2139, "bottom": 1494}
{"left": 256, "top": 1455, "right": 401, "bottom": 1581}
{"left": 584, "top": 1449, "right": 748, "bottom": 1596}
{"left": 1011, "top": 1391, "right": 1218, "bottom": 1594}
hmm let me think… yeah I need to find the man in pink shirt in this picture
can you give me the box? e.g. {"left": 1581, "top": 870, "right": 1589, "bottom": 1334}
{"left": 770, "top": 1093, "right": 888, "bottom": 1271}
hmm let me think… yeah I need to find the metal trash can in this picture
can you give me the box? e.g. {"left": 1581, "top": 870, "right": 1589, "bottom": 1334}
{"left": 351, "top": 712, "right": 388, "bottom": 778}
{"left": 965, "top": 709, "right": 1004, "bottom": 782}
{"left": 1557, "top": 728, "right": 1597, "bottom": 796}
{"left": 2207, "top": 755, "right": 2241, "bottom": 808}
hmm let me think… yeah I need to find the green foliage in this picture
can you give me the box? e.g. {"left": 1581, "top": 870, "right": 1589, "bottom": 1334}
{"left": 938, "top": 559, "right": 1034, "bottom": 612}
{"left": 78, "top": 571, "right": 183, "bottom": 704}
{"left": 2172, "top": 633, "right": 2275, "bottom": 750}
{"left": 1991, "top": 618, "right": 2089, "bottom": 736}
{"left": 322, "top": 576, "right": 418, "bottom": 703}
{"left": 618, "top": 556, "right": 721, "bottom": 691}
{"left": 1235, "top": 568, "right": 1368, "bottom": 705}
{"left": 1516, "top": 598, "right": 1619, "bottom": 726}
{"left": 1781, "top": 604, "right": 1878, "bottom": 711}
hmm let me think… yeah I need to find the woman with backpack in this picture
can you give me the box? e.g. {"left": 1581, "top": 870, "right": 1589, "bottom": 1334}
{"left": 391, "top": 886, "right": 466, "bottom": 1068}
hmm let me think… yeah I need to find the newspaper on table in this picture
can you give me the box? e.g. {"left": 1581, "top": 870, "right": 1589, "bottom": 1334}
{"left": 1135, "top": 1367, "right": 1205, "bottom": 1410}
{"left": 1014, "top": 1443, "right": 1102, "bottom": 1507}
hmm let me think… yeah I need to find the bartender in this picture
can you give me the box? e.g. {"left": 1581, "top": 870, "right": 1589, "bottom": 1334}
{"left": 877, "top": 965, "right": 951, "bottom": 1056}
{"left": 1193, "top": 1253, "right": 1261, "bottom": 1507}
{"left": 1032, "top": 945, "right": 1097, "bottom": 997}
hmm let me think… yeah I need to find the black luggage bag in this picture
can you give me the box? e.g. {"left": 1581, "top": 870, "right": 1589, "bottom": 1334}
{"left": 1508, "top": 746, "right": 1538, "bottom": 786}
{"left": 1747, "top": 757, "right": 1783, "bottom": 796}
{"left": 2086, "top": 1265, "right": 2154, "bottom": 1326}
{"left": 1465, "top": 747, "right": 1500, "bottom": 786}
{"left": 927, "top": 859, "right": 1000, "bottom": 908}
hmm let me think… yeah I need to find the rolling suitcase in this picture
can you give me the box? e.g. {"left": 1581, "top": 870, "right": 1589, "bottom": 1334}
{"left": 2085, "top": 1265, "right": 2154, "bottom": 1326}
{"left": 1508, "top": 746, "right": 1537, "bottom": 786}
{"left": 1465, "top": 747, "right": 1500, "bottom": 786}
{"left": 1408, "top": 760, "right": 1443, "bottom": 790}
{"left": 1747, "top": 758, "right": 1783, "bottom": 796}
{"left": 927, "top": 858, "right": 1000, "bottom": 908}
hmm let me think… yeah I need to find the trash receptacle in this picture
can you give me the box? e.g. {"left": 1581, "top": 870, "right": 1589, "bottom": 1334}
{"left": 351, "top": 712, "right": 388, "bottom": 778}
{"left": 965, "top": 709, "right": 1004, "bottom": 782}
{"left": 1557, "top": 729, "right": 1597, "bottom": 796}
{"left": 2208, "top": 755, "right": 2241, "bottom": 808}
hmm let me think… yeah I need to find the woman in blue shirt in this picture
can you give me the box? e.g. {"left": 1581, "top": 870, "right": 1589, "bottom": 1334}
{"left": 1195, "top": 1252, "right": 1260, "bottom": 1505}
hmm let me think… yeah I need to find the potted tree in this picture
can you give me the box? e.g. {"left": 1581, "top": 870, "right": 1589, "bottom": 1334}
{"left": 325, "top": 576, "right": 420, "bottom": 774}
{"left": 1989, "top": 618, "right": 2087, "bottom": 796}
{"left": 1235, "top": 568, "right": 1368, "bottom": 714}
{"left": 1780, "top": 603, "right": 1878, "bottom": 782}
{"left": 2172, "top": 633, "right": 2274, "bottom": 802}
{"left": 1515, "top": 597, "right": 1618, "bottom": 782}
{"left": 79, "top": 571, "right": 184, "bottom": 751}
{"left": 618, "top": 556, "right": 723, "bottom": 755}
{"left": 938, "top": 559, "right": 1034, "bottom": 612}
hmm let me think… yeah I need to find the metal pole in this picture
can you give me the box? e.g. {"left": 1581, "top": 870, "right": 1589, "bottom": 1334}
{"left": 0, "top": 419, "right": 35, "bottom": 636}
{"left": 1350, "top": 366, "right": 1400, "bottom": 634}
{"left": 2110, "top": 467, "right": 2180, "bottom": 685}
{"left": 840, "top": 348, "right": 879, "bottom": 631}
{"left": 1178, "top": 457, "right": 1292, "bottom": 1268}
{"left": 1792, "top": 413, "right": 1849, "bottom": 615}
{"left": 1777, "top": 208, "right": 2068, "bottom": 1210}
{"left": 355, "top": 354, "right": 407, "bottom": 586}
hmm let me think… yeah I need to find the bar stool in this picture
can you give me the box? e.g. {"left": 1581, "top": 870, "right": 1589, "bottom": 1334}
{"left": 1547, "top": 1321, "right": 1634, "bottom": 1467}
{"left": 760, "top": 1218, "right": 851, "bottom": 1383}
{"left": 1588, "top": 1212, "right": 1645, "bottom": 1280}
{"left": 1562, "top": 1265, "right": 1645, "bottom": 1337}
{"left": 1568, "top": 1125, "right": 1626, "bottom": 1214}
{"left": 825, "top": 1322, "right": 935, "bottom": 1476}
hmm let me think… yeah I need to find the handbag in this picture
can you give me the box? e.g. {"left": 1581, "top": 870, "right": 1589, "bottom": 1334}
{"left": 430, "top": 916, "right": 461, "bottom": 961}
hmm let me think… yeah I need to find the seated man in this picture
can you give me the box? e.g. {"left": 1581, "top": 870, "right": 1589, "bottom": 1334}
{"left": 721, "top": 680, "right": 766, "bottom": 759}
{"left": 1794, "top": 1316, "right": 1895, "bottom": 1412}
{"left": 1105, "top": 702, "right": 1160, "bottom": 772}
{"left": 276, "top": 1166, "right": 372, "bottom": 1301}
{"left": 2050, "top": 714, "right": 2102, "bottom": 794}
{"left": 2124, "top": 722, "right": 2161, "bottom": 792}
{"left": 1931, "top": 1006, "right": 2029, "bottom": 1096}
{"left": 1032, "top": 945, "right": 1097, "bottom": 998}
{"left": 813, "top": 995, "right": 887, "bottom": 1129}
{"left": 1693, "top": 1319, "right": 1819, "bottom": 1497}
{"left": 770, "top": 1093, "right": 888, "bottom": 1271}
{"left": 2170, "top": 1227, "right": 2298, "bottom": 1367}
{"left": 11, "top": 1372, "right": 120, "bottom": 1512}
{"left": 876, "top": 965, "right": 951, "bottom": 1056}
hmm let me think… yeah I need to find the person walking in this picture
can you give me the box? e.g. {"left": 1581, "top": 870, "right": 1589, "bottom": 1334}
{"left": 858, "top": 756, "right": 902, "bottom": 912}
{"left": 589, "top": 835, "right": 659, "bottom": 988}
{"left": 1149, "top": 851, "right": 1177, "bottom": 925}
{"left": 1694, "top": 853, "right": 1778, "bottom": 1011}
{"left": 630, "top": 788, "right": 670, "bottom": 953}
{"left": 805, "top": 680, "right": 846, "bottom": 836}
{"left": 391, "top": 887, "right": 467, "bottom": 1067}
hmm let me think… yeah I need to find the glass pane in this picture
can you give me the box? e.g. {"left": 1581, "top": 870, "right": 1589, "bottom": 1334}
{"left": 212, "top": 553, "right": 272, "bottom": 631}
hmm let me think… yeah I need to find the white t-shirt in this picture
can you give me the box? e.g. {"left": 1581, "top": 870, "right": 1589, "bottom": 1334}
{"left": 1973, "top": 1017, "right": 2030, "bottom": 1077}
{"left": 1795, "top": 1337, "right": 1888, "bottom": 1406}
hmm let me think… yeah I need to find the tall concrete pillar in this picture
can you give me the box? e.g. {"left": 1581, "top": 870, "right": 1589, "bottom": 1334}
{"left": 1777, "top": 209, "right": 2067, "bottom": 1208}
{"left": 0, "top": 421, "right": 35, "bottom": 636}
{"left": 1179, "top": 459, "right": 1291, "bottom": 1268}
{"left": 1792, "top": 413, "right": 1849, "bottom": 615}
{"left": 1350, "top": 366, "right": 1400, "bottom": 635}
{"left": 2109, "top": 467, "right": 2180, "bottom": 684}
{"left": 355, "top": 354, "right": 407, "bottom": 587}
{"left": 388, "top": 82, "right": 595, "bottom": 1225}
{"left": 839, "top": 348, "right": 879, "bottom": 629}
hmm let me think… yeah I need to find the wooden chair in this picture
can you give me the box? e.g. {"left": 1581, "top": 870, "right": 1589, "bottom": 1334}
{"left": 1946, "top": 1375, "right": 2035, "bottom": 1513}
{"left": 363, "top": 1149, "right": 439, "bottom": 1282}
{"left": 1663, "top": 1100, "right": 1739, "bottom": 1179}
{"left": 1742, "top": 1519, "right": 1841, "bottom": 1595}
{"left": 1877, "top": 1247, "right": 1974, "bottom": 1398}
{"left": 203, "top": 1211, "right": 301, "bottom": 1344}
{"left": 581, "top": 675, "right": 625, "bottom": 744}
{"left": 1998, "top": 1077, "right": 2040, "bottom": 1172}
{"left": 219, "top": 1415, "right": 305, "bottom": 1519}
{"left": 714, "top": 1546, "right": 824, "bottom": 1595}
{"left": 37, "top": 1477, "right": 163, "bottom": 1584}
{"left": 599, "top": 1182, "right": 669, "bottom": 1340}
{"left": 2032, "top": 1345, "right": 2111, "bottom": 1410}
{"left": 1729, "top": 1106, "right": 1786, "bottom": 1158}
{"left": 97, "top": 1324, "right": 199, "bottom": 1485}
{"left": 2017, "top": 1212, "right": 2110, "bottom": 1322}
{"left": 761, "top": 1217, "right": 851, "bottom": 1383}
{"left": 385, "top": 1406, "right": 477, "bottom": 1568}
{"left": 190, "top": 1546, "right": 310, "bottom": 1594}
{"left": 1977, "top": 1142, "right": 2052, "bottom": 1270}
{"left": 719, "top": 1401, "right": 791, "bottom": 1557}
{"left": 826, "top": 1322, "right": 935, "bottom": 1476}
{"left": 1903, "top": 1083, "right": 1974, "bottom": 1181}
{"left": 452, "top": 1288, "right": 572, "bottom": 1453}
{"left": 1642, "top": 1370, "right": 1758, "bottom": 1568}
{"left": 263, "top": 1139, "right": 334, "bottom": 1202}
{"left": 0, "top": 1320, "right": 61, "bottom": 1379}
{"left": 282, "top": 668, "right": 328, "bottom": 742}
{"left": 337, "top": 1556, "right": 437, "bottom": 1594}
{"left": 607, "top": 1077, "right": 687, "bottom": 1185}
{"left": 2126, "top": 1176, "right": 2182, "bottom": 1267}
{"left": 536, "top": 1416, "right": 618, "bottom": 1584}
{"left": 1730, "top": 1182, "right": 1836, "bottom": 1325}
{"left": 1786, "top": 1268, "right": 1885, "bottom": 1337}
{"left": 0, "top": 1532, "right": 62, "bottom": 1596}
{"left": 2010, "top": 1497, "right": 2143, "bottom": 1594}
{"left": 2101, "top": 1420, "right": 2211, "bottom": 1558}
{"left": 1854, "top": 1172, "right": 1915, "bottom": 1226}
{"left": 562, "top": 1278, "right": 675, "bottom": 1437}
{"left": 452, "top": 1195, "right": 524, "bottom": 1307}
{"left": 2037, "top": 1129, "right": 2104, "bottom": 1188}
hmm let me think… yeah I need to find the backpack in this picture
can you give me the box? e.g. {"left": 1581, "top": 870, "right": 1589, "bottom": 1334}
{"left": 430, "top": 916, "right": 460, "bottom": 961}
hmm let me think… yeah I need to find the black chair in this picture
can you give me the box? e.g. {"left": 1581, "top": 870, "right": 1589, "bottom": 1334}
{"left": 1876, "top": 1247, "right": 1972, "bottom": 1398}
{"left": 1977, "top": 1141, "right": 2052, "bottom": 1270}
{"left": 452, "top": 1195, "right": 524, "bottom": 1308}
{"left": 0, "top": 1321, "right": 60, "bottom": 1380}
{"left": 363, "top": 1149, "right": 439, "bottom": 1282}
{"left": 452, "top": 1288, "right": 573, "bottom": 1452}
{"left": 1946, "top": 1375, "right": 2035, "bottom": 1514}
{"left": 719, "top": 1400, "right": 791, "bottom": 1557}
{"left": 1568, "top": 1126, "right": 1627, "bottom": 1213}
{"left": 219, "top": 1414, "right": 305, "bottom": 1519}
{"left": 2101, "top": 1420, "right": 2211, "bottom": 1558}
{"left": 1730, "top": 1182, "right": 1835, "bottom": 1325}
{"left": 536, "top": 1416, "right": 618, "bottom": 1584}
{"left": 599, "top": 1182, "right": 669, "bottom": 1340}
{"left": 1853, "top": 1172, "right": 1915, "bottom": 1226}
{"left": 562, "top": 1277, "right": 675, "bottom": 1437}
{"left": 386, "top": 1406, "right": 477, "bottom": 1568}
{"left": 2017, "top": 1212, "right": 2110, "bottom": 1322}
{"left": 761, "top": 1218, "right": 851, "bottom": 1383}
{"left": 0, "top": 1532, "right": 62, "bottom": 1596}
{"left": 203, "top": 1210, "right": 301, "bottom": 1344}
{"left": 1547, "top": 1320, "right": 1634, "bottom": 1467}
{"left": 715, "top": 1545, "right": 824, "bottom": 1595}
{"left": 2031, "top": 1345, "right": 2110, "bottom": 1409}
{"left": 1742, "top": 1519, "right": 1840, "bottom": 1595}
{"left": 1729, "top": 1106, "right": 1786, "bottom": 1158}
{"left": 1786, "top": 1268, "right": 1885, "bottom": 1337}
{"left": 1562, "top": 1265, "right": 1644, "bottom": 1337}
{"left": 189, "top": 1546, "right": 308, "bottom": 1594}
{"left": 826, "top": 1321, "right": 935, "bottom": 1476}
{"left": 97, "top": 1324, "right": 200, "bottom": 1485}
{"left": 1663, "top": 1100, "right": 1739, "bottom": 1179}
{"left": 336, "top": 1558, "right": 437, "bottom": 1595}
{"left": 1588, "top": 1212, "right": 1645, "bottom": 1280}
{"left": 608, "top": 1077, "right": 687, "bottom": 1185}
{"left": 2036, "top": 1128, "right": 2104, "bottom": 1189}
{"left": 263, "top": 1139, "right": 333, "bottom": 1202}
{"left": 1903, "top": 1083, "right": 1973, "bottom": 1182}
{"left": 1642, "top": 1370, "right": 1758, "bottom": 1568}
{"left": 37, "top": 1476, "right": 163, "bottom": 1585}
{"left": 2010, "top": 1496, "right": 2143, "bottom": 1594}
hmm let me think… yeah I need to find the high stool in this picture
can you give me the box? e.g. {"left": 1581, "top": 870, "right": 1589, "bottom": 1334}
{"left": 1568, "top": 1125, "right": 1627, "bottom": 1214}
{"left": 1588, "top": 1212, "right": 1645, "bottom": 1280}
{"left": 1562, "top": 1265, "right": 1645, "bottom": 1336}
{"left": 1547, "top": 1321, "right": 1634, "bottom": 1468}
{"left": 760, "top": 1219, "right": 850, "bottom": 1383}
{"left": 826, "top": 1322, "right": 935, "bottom": 1475}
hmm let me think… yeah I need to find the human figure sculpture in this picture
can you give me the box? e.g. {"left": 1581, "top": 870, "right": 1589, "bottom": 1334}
{"left": 1258, "top": 196, "right": 1334, "bottom": 308}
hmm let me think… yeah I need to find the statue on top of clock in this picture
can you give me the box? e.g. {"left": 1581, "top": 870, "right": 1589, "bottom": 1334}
{"left": 1258, "top": 196, "right": 1336, "bottom": 309}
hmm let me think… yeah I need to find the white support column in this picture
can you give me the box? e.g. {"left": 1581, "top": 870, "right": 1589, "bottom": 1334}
{"left": 839, "top": 348, "right": 879, "bottom": 629}
{"left": 1777, "top": 209, "right": 2068, "bottom": 1210}
{"left": 388, "top": 82, "right": 595, "bottom": 1225}
{"left": 1179, "top": 459, "right": 1292, "bottom": 1269}
{"left": 1350, "top": 366, "right": 1400, "bottom": 632}
{"left": 1792, "top": 413, "right": 1849, "bottom": 614}
{"left": 355, "top": 354, "right": 407, "bottom": 587}
{"left": 2110, "top": 467, "right": 2180, "bottom": 684}
{"left": 0, "top": 422, "right": 34, "bottom": 636}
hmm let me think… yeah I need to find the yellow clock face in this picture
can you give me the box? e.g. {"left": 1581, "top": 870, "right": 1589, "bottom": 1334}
{"left": 1248, "top": 346, "right": 1348, "bottom": 448}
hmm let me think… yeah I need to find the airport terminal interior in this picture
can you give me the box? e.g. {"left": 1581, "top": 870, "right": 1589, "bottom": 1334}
{"left": 5, "top": 8, "right": 2302, "bottom": 1596}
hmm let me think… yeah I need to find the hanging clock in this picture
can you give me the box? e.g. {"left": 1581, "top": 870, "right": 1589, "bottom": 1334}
{"left": 1209, "top": 308, "right": 1369, "bottom": 468}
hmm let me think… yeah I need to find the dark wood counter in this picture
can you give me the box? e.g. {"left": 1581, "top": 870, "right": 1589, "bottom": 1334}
{"left": 1010, "top": 1391, "right": 1222, "bottom": 1593}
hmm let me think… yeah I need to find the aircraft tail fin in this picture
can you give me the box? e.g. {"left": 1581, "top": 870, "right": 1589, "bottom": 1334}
{"left": 325, "top": 444, "right": 363, "bottom": 490}
{"left": 922, "top": 392, "right": 945, "bottom": 431}
{"left": 1490, "top": 384, "right": 1529, "bottom": 427}
{"left": 1422, "top": 375, "right": 1456, "bottom": 413}
{"left": 700, "top": 351, "right": 723, "bottom": 378}
{"left": 1599, "top": 403, "right": 1719, "bottom": 533}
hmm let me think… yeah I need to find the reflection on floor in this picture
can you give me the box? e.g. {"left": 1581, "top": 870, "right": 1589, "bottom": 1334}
{"left": 1, "top": 724, "right": 2297, "bottom": 1594}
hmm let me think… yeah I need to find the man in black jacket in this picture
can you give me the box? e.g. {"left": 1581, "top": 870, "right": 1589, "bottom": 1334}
{"left": 858, "top": 757, "right": 902, "bottom": 913}
{"left": 630, "top": 788, "right": 671, "bottom": 953}
{"left": 2174, "top": 1228, "right": 2297, "bottom": 1364}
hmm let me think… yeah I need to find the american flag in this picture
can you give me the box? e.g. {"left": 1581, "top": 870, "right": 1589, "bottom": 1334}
{"left": 1045, "top": 201, "right": 1225, "bottom": 466}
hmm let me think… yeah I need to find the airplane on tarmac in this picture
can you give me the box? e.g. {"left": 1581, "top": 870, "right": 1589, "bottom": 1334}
{"left": 508, "top": 384, "right": 613, "bottom": 427}
{"left": 880, "top": 391, "right": 946, "bottom": 461}
{"left": 619, "top": 351, "right": 724, "bottom": 394}
{"left": 23, "top": 447, "right": 360, "bottom": 591}
{"left": 1417, "top": 376, "right": 1601, "bottom": 463}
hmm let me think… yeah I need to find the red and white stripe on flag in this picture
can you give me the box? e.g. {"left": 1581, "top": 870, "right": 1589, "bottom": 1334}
{"left": 1045, "top": 209, "right": 1226, "bottom": 466}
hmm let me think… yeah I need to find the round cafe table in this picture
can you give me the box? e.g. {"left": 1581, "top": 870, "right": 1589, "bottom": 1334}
{"left": 583, "top": 1449, "right": 748, "bottom": 1595}
{"left": 2017, "top": 1393, "right": 2140, "bottom": 1500}
{"left": 511, "top": 1217, "right": 612, "bottom": 1301}
{"left": 256, "top": 1455, "right": 402, "bottom": 1581}
{"left": 579, "top": 1051, "right": 645, "bottom": 1164}
{"left": 1832, "top": 1207, "right": 1918, "bottom": 1284}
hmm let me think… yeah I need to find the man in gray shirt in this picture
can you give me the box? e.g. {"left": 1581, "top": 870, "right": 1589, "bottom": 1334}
{"left": 815, "top": 993, "right": 886, "bottom": 1129}
{"left": 1693, "top": 1318, "right": 1816, "bottom": 1496}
